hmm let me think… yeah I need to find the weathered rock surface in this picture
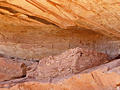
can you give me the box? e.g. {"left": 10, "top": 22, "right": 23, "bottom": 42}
{"left": 0, "top": 57, "right": 26, "bottom": 82}
{"left": 1, "top": 55, "right": 120, "bottom": 90}
{"left": 82, "top": 59, "right": 120, "bottom": 73}
{"left": 27, "top": 47, "right": 109, "bottom": 82}
{"left": 1, "top": 0, "right": 120, "bottom": 38}
{"left": 0, "top": 0, "right": 120, "bottom": 90}
{"left": 1, "top": 70, "right": 120, "bottom": 90}
{"left": 0, "top": 1, "right": 120, "bottom": 60}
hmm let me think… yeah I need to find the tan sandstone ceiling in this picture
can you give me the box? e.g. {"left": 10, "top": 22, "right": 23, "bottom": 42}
{"left": 0, "top": 0, "right": 120, "bottom": 38}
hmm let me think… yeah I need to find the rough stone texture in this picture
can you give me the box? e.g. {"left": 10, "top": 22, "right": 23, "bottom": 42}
{"left": 1, "top": 70, "right": 120, "bottom": 90}
{"left": 0, "top": 0, "right": 120, "bottom": 90}
{"left": 81, "top": 59, "right": 120, "bottom": 73}
{"left": 0, "top": 57, "right": 26, "bottom": 82}
{"left": 27, "top": 47, "right": 109, "bottom": 82}
{"left": 1, "top": 58, "right": 120, "bottom": 90}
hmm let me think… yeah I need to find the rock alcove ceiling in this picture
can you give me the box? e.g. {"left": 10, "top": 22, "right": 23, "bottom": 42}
{"left": 0, "top": 0, "right": 120, "bottom": 90}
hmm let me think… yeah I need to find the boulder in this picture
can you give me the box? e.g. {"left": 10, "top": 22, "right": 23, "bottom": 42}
{"left": 0, "top": 57, "right": 26, "bottom": 82}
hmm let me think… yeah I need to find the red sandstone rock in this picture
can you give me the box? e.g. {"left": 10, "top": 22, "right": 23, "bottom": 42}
{"left": 27, "top": 47, "right": 109, "bottom": 82}
{"left": 1, "top": 70, "right": 120, "bottom": 90}
{"left": 1, "top": 59, "right": 120, "bottom": 90}
{"left": 0, "top": 57, "right": 26, "bottom": 82}
{"left": 81, "top": 59, "right": 120, "bottom": 73}
{"left": 0, "top": 0, "right": 120, "bottom": 90}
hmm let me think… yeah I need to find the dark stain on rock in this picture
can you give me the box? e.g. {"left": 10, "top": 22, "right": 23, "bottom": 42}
{"left": 0, "top": 6, "right": 18, "bottom": 13}
{"left": 26, "top": 15, "right": 59, "bottom": 27}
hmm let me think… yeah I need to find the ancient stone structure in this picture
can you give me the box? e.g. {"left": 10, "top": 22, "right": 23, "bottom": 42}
{"left": 0, "top": 0, "right": 120, "bottom": 90}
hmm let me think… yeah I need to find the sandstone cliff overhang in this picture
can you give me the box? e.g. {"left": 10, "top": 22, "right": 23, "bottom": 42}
{"left": 0, "top": 0, "right": 120, "bottom": 90}
{"left": 0, "top": 0, "right": 120, "bottom": 60}
{"left": 0, "top": 0, "right": 120, "bottom": 37}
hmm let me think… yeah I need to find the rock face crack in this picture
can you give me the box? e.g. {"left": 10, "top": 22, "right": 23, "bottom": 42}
{"left": 26, "top": 15, "right": 59, "bottom": 27}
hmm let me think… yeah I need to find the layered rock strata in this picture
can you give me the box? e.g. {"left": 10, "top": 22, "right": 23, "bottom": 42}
{"left": 0, "top": 0, "right": 120, "bottom": 90}
{"left": 0, "top": 1, "right": 120, "bottom": 60}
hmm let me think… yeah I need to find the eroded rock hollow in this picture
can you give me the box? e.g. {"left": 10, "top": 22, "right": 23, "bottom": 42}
{"left": 0, "top": 0, "right": 120, "bottom": 90}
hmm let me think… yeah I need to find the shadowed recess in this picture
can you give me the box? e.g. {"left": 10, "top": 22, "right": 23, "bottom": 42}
{"left": 27, "top": 15, "right": 59, "bottom": 27}
{"left": 0, "top": 6, "right": 18, "bottom": 13}
{"left": 0, "top": 11, "right": 4, "bottom": 15}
